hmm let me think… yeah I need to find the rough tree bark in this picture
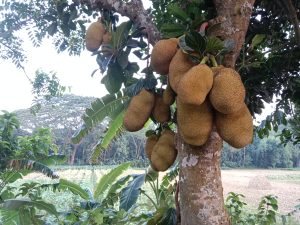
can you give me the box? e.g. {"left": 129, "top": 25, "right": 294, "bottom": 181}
{"left": 79, "top": 0, "right": 255, "bottom": 224}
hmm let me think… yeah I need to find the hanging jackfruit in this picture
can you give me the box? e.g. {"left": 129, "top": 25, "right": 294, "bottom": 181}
{"left": 215, "top": 104, "right": 253, "bottom": 148}
{"left": 151, "top": 129, "right": 177, "bottom": 172}
{"left": 209, "top": 67, "right": 245, "bottom": 114}
{"left": 152, "top": 94, "right": 171, "bottom": 123}
{"left": 123, "top": 89, "right": 155, "bottom": 132}
{"left": 169, "top": 50, "right": 196, "bottom": 92}
{"left": 150, "top": 38, "right": 179, "bottom": 75}
{"left": 177, "top": 64, "right": 213, "bottom": 105}
{"left": 176, "top": 98, "right": 213, "bottom": 146}
{"left": 85, "top": 21, "right": 106, "bottom": 52}
{"left": 145, "top": 134, "right": 159, "bottom": 160}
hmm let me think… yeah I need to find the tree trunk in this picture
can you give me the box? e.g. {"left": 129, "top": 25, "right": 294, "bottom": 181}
{"left": 176, "top": 129, "right": 230, "bottom": 225}
{"left": 176, "top": 1, "right": 256, "bottom": 224}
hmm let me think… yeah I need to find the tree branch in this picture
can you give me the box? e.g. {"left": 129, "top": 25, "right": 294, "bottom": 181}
{"left": 80, "top": 0, "right": 161, "bottom": 45}
{"left": 212, "top": 0, "right": 256, "bottom": 68}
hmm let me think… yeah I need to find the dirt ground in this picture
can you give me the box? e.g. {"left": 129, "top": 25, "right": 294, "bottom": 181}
{"left": 221, "top": 169, "right": 300, "bottom": 215}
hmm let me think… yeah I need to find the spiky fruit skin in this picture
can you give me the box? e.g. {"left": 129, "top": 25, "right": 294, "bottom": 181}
{"left": 177, "top": 98, "right": 213, "bottom": 146}
{"left": 152, "top": 95, "right": 171, "bottom": 123}
{"left": 85, "top": 22, "right": 106, "bottom": 52}
{"left": 145, "top": 134, "right": 158, "bottom": 160}
{"left": 209, "top": 68, "right": 246, "bottom": 114}
{"left": 169, "top": 50, "right": 195, "bottom": 92}
{"left": 123, "top": 89, "right": 155, "bottom": 132}
{"left": 150, "top": 38, "right": 178, "bottom": 75}
{"left": 151, "top": 130, "right": 177, "bottom": 172}
{"left": 177, "top": 64, "right": 213, "bottom": 105}
{"left": 162, "top": 83, "right": 176, "bottom": 105}
{"left": 216, "top": 104, "right": 253, "bottom": 148}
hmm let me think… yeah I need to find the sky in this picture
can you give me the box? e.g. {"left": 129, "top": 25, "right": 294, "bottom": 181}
{"left": 0, "top": 38, "right": 109, "bottom": 112}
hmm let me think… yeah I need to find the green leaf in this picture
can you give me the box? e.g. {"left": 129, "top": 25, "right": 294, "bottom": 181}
{"left": 120, "top": 173, "right": 145, "bottom": 211}
{"left": 90, "top": 107, "right": 128, "bottom": 163}
{"left": 185, "top": 31, "right": 206, "bottom": 54}
{"left": 251, "top": 34, "right": 266, "bottom": 48}
{"left": 59, "top": 179, "right": 89, "bottom": 200}
{"left": 93, "top": 162, "right": 131, "bottom": 200}
{"left": 7, "top": 159, "right": 58, "bottom": 179}
{"left": 2, "top": 199, "right": 58, "bottom": 217}
{"left": 158, "top": 208, "right": 177, "bottom": 225}
{"left": 117, "top": 50, "right": 130, "bottom": 69}
{"left": 161, "top": 24, "right": 185, "bottom": 38}
{"left": 112, "top": 21, "right": 133, "bottom": 50}
{"left": 0, "top": 208, "right": 19, "bottom": 224}
{"left": 19, "top": 207, "right": 32, "bottom": 225}
{"left": 205, "top": 36, "right": 224, "bottom": 53}
{"left": 71, "top": 92, "right": 129, "bottom": 144}
{"left": 102, "top": 63, "right": 125, "bottom": 94}
{"left": 167, "top": 4, "right": 190, "bottom": 23}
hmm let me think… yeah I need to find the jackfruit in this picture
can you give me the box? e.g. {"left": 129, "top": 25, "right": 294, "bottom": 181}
{"left": 150, "top": 38, "right": 179, "bottom": 75}
{"left": 152, "top": 94, "right": 171, "bottom": 123}
{"left": 215, "top": 104, "right": 253, "bottom": 148}
{"left": 145, "top": 134, "right": 158, "bottom": 160}
{"left": 123, "top": 89, "right": 155, "bottom": 132}
{"left": 169, "top": 50, "right": 195, "bottom": 92}
{"left": 177, "top": 64, "right": 213, "bottom": 105}
{"left": 151, "top": 129, "right": 177, "bottom": 171}
{"left": 176, "top": 98, "right": 213, "bottom": 146}
{"left": 209, "top": 67, "right": 245, "bottom": 114}
{"left": 85, "top": 21, "right": 106, "bottom": 52}
{"left": 162, "top": 83, "right": 175, "bottom": 105}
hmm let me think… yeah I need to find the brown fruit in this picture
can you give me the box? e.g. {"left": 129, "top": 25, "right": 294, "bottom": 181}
{"left": 145, "top": 134, "right": 159, "bottom": 160}
{"left": 215, "top": 104, "right": 253, "bottom": 148}
{"left": 169, "top": 50, "right": 195, "bottom": 92}
{"left": 152, "top": 94, "right": 171, "bottom": 123}
{"left": 176, "top": 98, "right": 213, "bottom": 146}
{"left": 209, "top": 67, "right": 246, "bottom": 114}
{"left": 123, "top": 89, "right": 155, "bottom": 132}
{"left": 150, "top": 38, "right": 179, "bottom": 75}
{"left": 85, "top": 21, "right": 106, "bottom": 52}
{"left": 102, "top": 32, "right": 112, "bottom": 44}
{"left": 162, "top": 83, "right": 176, "bottom": 105}
{"left": 177, "top": 64, "right": 213, "bottom": 105}
{"left": 151, "top": 129, "right": 177, "bottom": 171}
{"left": 211, "top": 65, "right": 224, "bottom": 77}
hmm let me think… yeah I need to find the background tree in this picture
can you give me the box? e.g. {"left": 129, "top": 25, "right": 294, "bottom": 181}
{"left": 1, "top": 0, "right": 300, "bottom": 224}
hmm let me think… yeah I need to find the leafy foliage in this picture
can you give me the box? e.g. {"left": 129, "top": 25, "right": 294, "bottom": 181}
{"left": 225, "top": 192, "right": 281, "bottom": 225}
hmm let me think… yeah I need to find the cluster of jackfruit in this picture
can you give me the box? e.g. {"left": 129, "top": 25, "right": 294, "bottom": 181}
{"left": 145, "top": 129, "right": 177, "bottom": 172}
{"left": 122, "top": 87, "right": 176, "bottom": 171}
{"left": 85, "top": 18, "right": 112, "bottom": 52}
{"left": 150, "top": 38, "right": 253, "bottom": 149}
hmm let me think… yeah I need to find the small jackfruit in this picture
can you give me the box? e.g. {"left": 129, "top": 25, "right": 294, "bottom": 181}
{"left": 152, "top": 94, "right": 171, "bottom": 123}
{"left": 151, "top": 129, "right": 177, "bottom": 171}
{"left": 85, "top": 21, "right": 106, "bottom": 52}
{"left": 145, "top": 134, "right": 159, "bottom": 160}
{"left": 177, "top": 64, "right": 213, "bottom": 105}
{"left": 150, "top": 38, "right": 179, "bottom": 75}
{"left": 215, "top": 104, "right": 253, "bottom": 148}
{"left": 123, "top": 89, "right": 155, "bottom": 132}
{"left": 209, "top": 68, "right": 246, "bottom": 114}
{"left": 169, "top": 50, "right": 196, "bottom": 92}
{"left": 176, "top": 98, "right": 213, "bottom": 146}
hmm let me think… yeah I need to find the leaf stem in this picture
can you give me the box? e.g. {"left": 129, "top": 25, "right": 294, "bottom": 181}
{"left": 200, "top": 56, "right": 209, "bottom": 64}
{"left": 209, "top": 55, "right": 218, "bottom": 67}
